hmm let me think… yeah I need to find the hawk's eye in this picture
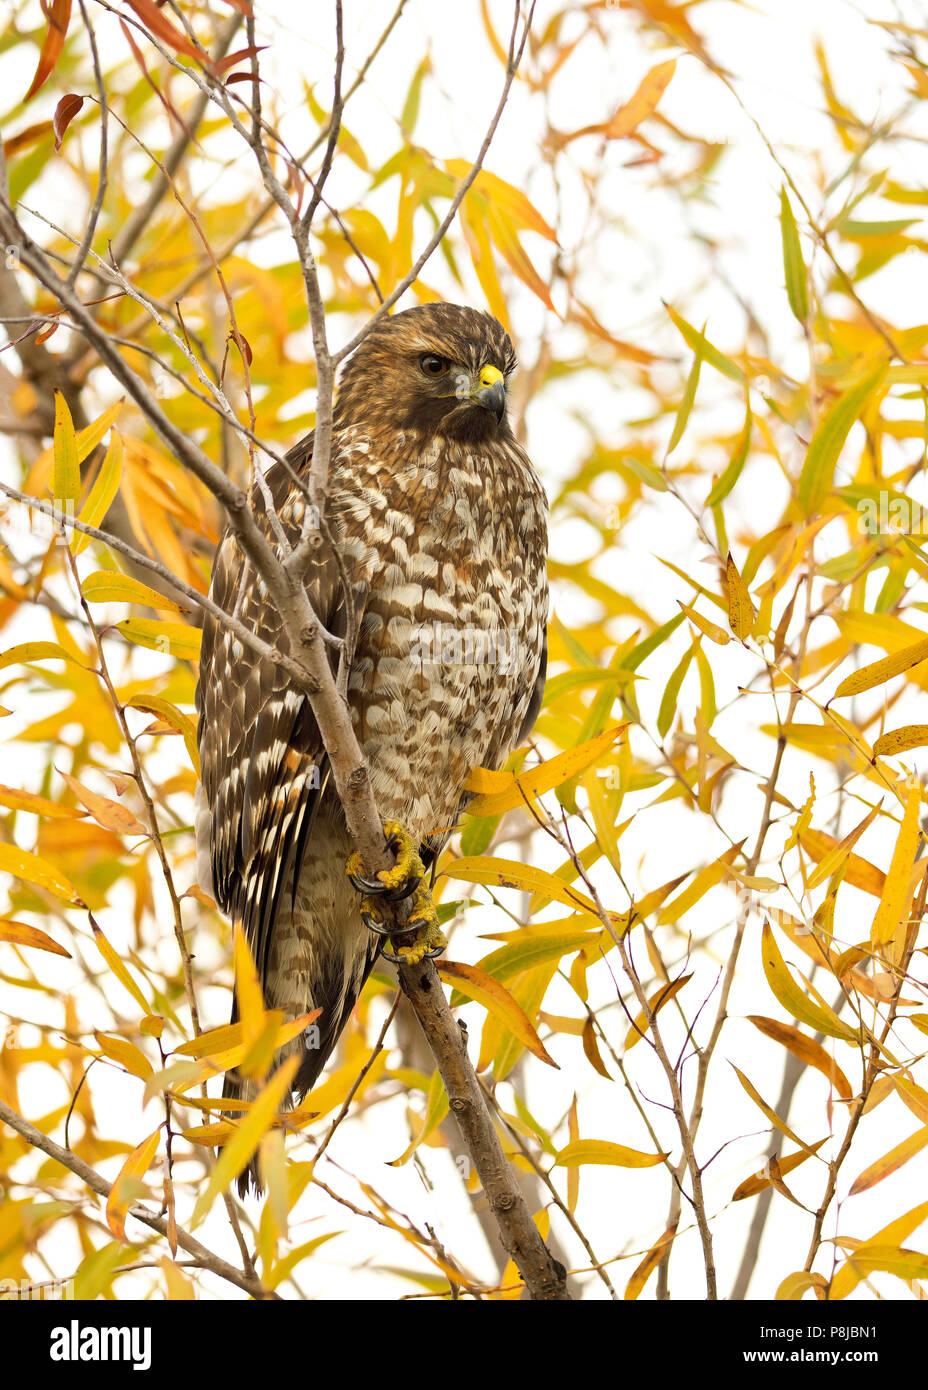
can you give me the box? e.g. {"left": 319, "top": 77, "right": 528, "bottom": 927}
{"left": 419, "top": 353, "right": 450, "bottom": 377}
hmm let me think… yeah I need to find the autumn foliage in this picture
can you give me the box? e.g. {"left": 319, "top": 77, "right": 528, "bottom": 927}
{"left": 1, "top": 0, "right": 928, "bottom": 1303}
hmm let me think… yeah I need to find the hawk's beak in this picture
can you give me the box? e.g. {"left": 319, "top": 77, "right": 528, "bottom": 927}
{"left": 473, "top": 364, "right": 506, "bottom": 423}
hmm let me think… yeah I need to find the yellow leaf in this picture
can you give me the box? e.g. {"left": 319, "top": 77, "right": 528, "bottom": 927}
{"left": 806, "top": 802, "right": 881, "bottom": 889}
{"left": 849, "top": 1125, "right": 928, "bottom": 1195}
{"left": 116, "top": 620, "right": 201, "bottom": 661}
{"left": 82, "top": 571, "right": 184, "bottom": 613}
{"left": 53, "top": 391, "right": 79, "bottom": 505}
{"left": 726, "top": 551, "right": 755, "bottom": 639}
{"left": 677, "top": 601, "right": 731, "bottom": 646}
{"left": 94, "top": 1031, "right": 153, "bottom": 1080}
{"left": 870, "top": 782, "right": 921, "bottom": 962}
{"left": 443, "top": 856, "right": 620, "bottom": 926}
{"left": 554, "top": 1140, "right": 667, "bottom": 1168}
{"left": 106, "top": 1128, "right": 160, "bottom": 1240}
{"left": 829, "top": 1200, "right": 928, "bottom": 1299}
{"left": 436, "top": 960, "right": 558, "bottom": 1068}
{"left": 58, "top": 770, "right": 148, "bottom": 837}
{"left": 624, "top": 1223, "right": 677, "bottom": 1301}
{"left": 0, "top": 842, "right": 82, "bottom": 904}
{"left": 606, "top": 59, "right": 677, "bottom": 138}
{"left": 761, "top": 922, "right": 859, "bottom": 1042}
{"left": 835, "top": 634, "right": 928, "bottom": 698}
{"left": 233, "top": 924, "right": 265, "bottom": 1050}
{"left": 829, "top": 1243, "right": 928, "bottom": 1293}
{"left": 775, "top": 1270, "right": 827, "bottom": 1300}
{"left": 90, "top": 916, "right": 150, "bottom": 1014}
{"left": 74, "top": 400, "right": 123, "bottom": 461}
{"left": 624, "top": 975, "right": 692, "bottom": 1052}
{"left": 731, "top": 1065, "right": 815, "bottom": 1151}
{"left": 732, "top": 1138, "right": 827, "bottom": 1200}
{"left": 0, "top": 641, "right": 88, "bottom": 674}
{"left": 125, "top": 695, "right": 199, "bottom": 774}
{"left": 160, "top": 1257, "right": 195, "bottom": 1300}
{"left": 72, "top": 431, "right": 122, "bottom": 555}
{"left": 0, "top": 783, "right": 84, "bottom": 819}
{"left": 192, "top": 1054, "right": 299, "bottom": 1225}
{"left": 464, "top": 726, "right": 626, "bottom": 817}
{"left": 747, "top": 1015, "right": 853, "bottom": 1100}
{"left": 874, "top": 726, "right": 928, "bottom": 757}
{"left": 799, "top": 828, "right": 885, "bottom": 897}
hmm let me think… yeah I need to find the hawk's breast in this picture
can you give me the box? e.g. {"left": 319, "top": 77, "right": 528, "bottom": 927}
{"left": 333, "top": 432, "right": 547, "bottom": 841}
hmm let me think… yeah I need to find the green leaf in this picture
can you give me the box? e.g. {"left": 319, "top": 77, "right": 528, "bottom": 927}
{"left": 667, "top": 349, "right": 702, "bottom": 455}
{"left": 779, "top": 187, "right": 809, "bottom": 324}
{"left": 706, "top": 405, "right": 751, "bottom": 506}
{"left": 797, "top": 365, "right": 889, "bottom": 515}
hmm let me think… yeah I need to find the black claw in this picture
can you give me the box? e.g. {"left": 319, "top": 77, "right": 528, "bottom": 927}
{"left": 348, "top": 869, "right": 388, "bottom": 895}
{"left": 348, "top": 869, "right": 421, "bottom": 902}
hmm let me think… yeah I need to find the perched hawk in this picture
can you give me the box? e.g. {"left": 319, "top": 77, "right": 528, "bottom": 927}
{"left": 195, "top": 303, "right": 548, "bottom": 1186}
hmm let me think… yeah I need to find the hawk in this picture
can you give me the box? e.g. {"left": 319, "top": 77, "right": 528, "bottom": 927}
{"left": 195, "top": 303, "right": 548, "bottom": 1187}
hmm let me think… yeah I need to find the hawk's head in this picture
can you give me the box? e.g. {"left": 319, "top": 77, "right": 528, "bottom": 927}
{"left": 335, "top": 303, "right": 518, "bottom": 445}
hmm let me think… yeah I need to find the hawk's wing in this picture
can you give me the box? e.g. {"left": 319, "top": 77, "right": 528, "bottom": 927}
{"left": 195, "top": 437, "right": 357, "bottom": 986}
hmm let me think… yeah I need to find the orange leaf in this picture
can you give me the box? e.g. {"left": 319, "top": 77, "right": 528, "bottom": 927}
{"left": 58, "top": 770, "right": 148, "bottom": 837}
{"left": 25, "top": 0, "right": 72, "bottom": 102}
{"left": 125, "top": 0, "right": 210, "bottom": 64}
{"left": 0, "top": 917, "right": 70, "bottom": 957}
{"left": 435, "top": 960, "right": 558, "bottom": 1068}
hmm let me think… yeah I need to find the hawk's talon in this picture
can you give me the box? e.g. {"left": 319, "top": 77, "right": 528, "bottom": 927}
{"left": 346, "top": 821, "right": 425, "bottom": 900}
{"left": 379, "top": 882, "right": 447, "bottom": 966}
{"left": 348, "top": 823, "right": 445, "bottom": 963}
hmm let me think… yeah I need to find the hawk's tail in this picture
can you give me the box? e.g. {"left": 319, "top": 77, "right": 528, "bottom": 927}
{"left": 220, "top": 945, "right": 380, "bottom": 1197}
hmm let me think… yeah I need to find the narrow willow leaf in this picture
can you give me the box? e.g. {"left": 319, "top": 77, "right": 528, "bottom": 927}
{"left": 726, "top": 552, "right": 755, "bottom": 639}
{"left": 0, "top": 918, "right": 71, "bottom": 956}
{"left": 106, "top": 1129, "right": 160, "bottom": 1240}
{"left": 554, "top": 1140, "right": 667, "bottom": 1168}
{"left": 775, "top": 1270, "right": 828, "bottom": 1301}
{"left": 870, "top": 782, "right": 921, "bottom": 961}
{"left": 116, "top": 620, "right": 201, "bottom": 661}
{"left": 732, "top": 1064, "right": 814, "bottom": 1151}
{"left": 664, "top": 304, "right": 745, "bottom": 382}
{"left": 798, "top": 364, "right": 889, "bottom": 514}
{"left": 835, "top": 635, "right": 928, "bottom": 698}
{"left": 733, "top": 1138, "right": 826, "bottom": 1200}
{"left": 849, "top": 1128, "right": 928, "bottom": 1195}
{"left": 0, "top": 843, "right": 82, "bottom": 904}
{"left": 436, "top": 960, "right": 558, "bottom": 1068}
{"left": 82, "top": 571, "right": 184, "bottom": 613}
{"left": 624, "top": 974, "right": 692, "bottom": 1052}
{"left": 625, "top": 1223, "right": 677, "bottom": 1301}
{"left": 657, "top": 643, "right": 694, "bottom": 738}
{"left": 706, "top": 406, "right": 751, "bottom": 506}
{"left": 806, "top": 802, "right": 881, "bottom": 890}
{"left": 761, "top": 922, "right": 859, "bottom": 1042}
{"left": 874, "top": 726, "right": 928, "bottom": 757}
{"left": 678, "top": 601, "right": 730, "bottom": 646}
{"left": 667, "top": 349, "right": 702, "bottom": 454}
{"left": 464, "top": 726, "right": 626, "bottom": 816}
{"left": 52, "top": 392, "right": 80, "bottom": 505}
{"left": 72, "top": 431, "right": 122, "bottom": 555}
{"left": 779, "top": 187, "right": 809, "bottom": 324}
{"left": 192, "top": 1055, "right": 300, "bottom": 1225}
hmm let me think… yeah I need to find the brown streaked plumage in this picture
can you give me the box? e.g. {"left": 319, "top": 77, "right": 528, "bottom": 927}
{"left": 195, "top": 303, "right": 548, "bottom": 1190}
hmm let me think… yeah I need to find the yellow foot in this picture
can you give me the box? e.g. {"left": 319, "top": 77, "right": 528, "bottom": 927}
{"left": 383, "top": 882, "right": 447, "bottom": 965}
{"left": 346, "top": 821, "right": 425, "bottom": 901}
